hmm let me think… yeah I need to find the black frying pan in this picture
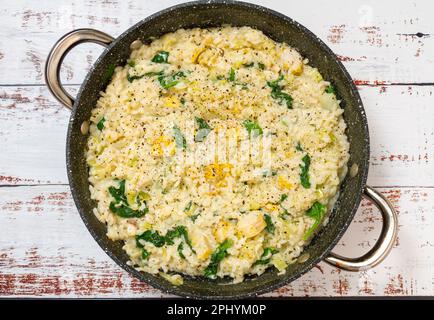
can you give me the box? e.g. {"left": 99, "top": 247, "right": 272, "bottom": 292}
{"left": 45, "top": 0, "right": 397, "bottom": 298}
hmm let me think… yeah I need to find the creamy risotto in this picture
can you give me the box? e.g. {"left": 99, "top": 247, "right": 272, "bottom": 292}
{"left": 86, "top": 26, "right": 349, "bottom": 284}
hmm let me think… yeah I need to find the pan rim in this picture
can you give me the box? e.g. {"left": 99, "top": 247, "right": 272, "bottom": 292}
{"left": 65, "top": 0, "right": 369, "bottom": 299}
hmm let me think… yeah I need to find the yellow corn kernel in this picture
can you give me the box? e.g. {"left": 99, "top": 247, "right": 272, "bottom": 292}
{"left": 285, "top": 150, "right": 294, "bottom": 159}
{"left": 231, "top": 103, "right": 242, "bottom": 115}
{"left": 264, "top": 203, "right": 279, "bottom": 212}
{"left": 204, "top": 163, "right": 233, "bottom": 184}
{"left": 291, "top": 63, "right": 304, "bottom": 76}
{"left": 126, "top": 191, "right": 137, "bottom": 209}
{"left": 278, "top": 175, "right": 293, "bottom": 190}
{"left": 151, "top": 136, "right": 175, "bottom": 157}
{"left": 164, "top": 96, "right": 181, "bottom": 108}
{"left": 141, "top": 222, "right": 152, "bottom": 230}
{"left": 232, "top": 61, "right": 243, "bottom": 69}
{"left": 249, "top": 200, "right": 261, "bottom": 211}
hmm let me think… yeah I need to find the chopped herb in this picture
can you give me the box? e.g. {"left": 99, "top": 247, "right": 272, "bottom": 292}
{"left": 108, "top": 180, "right": 127, "bottom": 203}
{"left": 243, "top": 62, "right": 254, "bottom": 68}
{"left": 158, "top": 75, "right": 178, "bottom": 89}
{"left": 127, "top": 59, "right": 136, "bottom": 67}
{"left": 280, "top": 194, "right": 288, "bottom": 203}
{"left": 267, "top": 75, "right": 293, "bottom": 109}
{"left": 264, "top": 214, "right": 275, "bottom": 234}
{"left": 165, "top": 225, "right": 194, "bottom": 252}
{"left": 296, "top": 142, "right": 303, "bottom": 151}
{"left": 141, "top": 249, "right": 150, "bottom": 260}
{"left": 216, "top": 75, "right": 225, "bottom": 80}
{"left": 173, "top": 71, "right": 187, "bottom": 78}
{"left": 190, "top": 214, "right": 200, "bottom": 222}
{"left": 180, "top": 97, "right": 186, "bottom": 105}
{"left": 204, "top": 239, "right": 233, "bottom": 279}
{"left": 127, "top": 70, "right": 164, "bottom": 82}
{"left": 151, "top": 51, "right": 169, "bottom": 63}
{"left": 173, "top": 125, "right": 187, "bottom": 149}
{"left": 179, "top": 227, "right": 194, "bottom": 251}
{"left": 144, "top": 70, "right": 164, "bottom": 77}
{"left": 300, "top": 154, "right": 311, "bottom": 188}
{"left": 279, "top": 207, "right": 289, "bottom": 219}
{"left": 127, "top": 74, "right": 145, "bottom": 82}
{"left": 104, "top": 63, "right": 116, "bottom": 81}
{"left": 184, "top": 201, "right": 192, "bottom": 212}
{"left": 177, "top": 243, "right": 185, "bottom": 259}
{"left": 253, "top": 247, "right": 278, "bottom": 266}
{"left": 243, "top": 119, "right": 263, "bottom": 137}
{"left": 258, "top": 62, "right": 266, "bottom": 70}
{"left": 158, "top": 71, "right": 186, "bottom": 89}
{"left": 137, "top": 225, "right": 194, "bottom": 253}
{"left": 195, "top": 117, "right": 211, "bottom": 130}
{"left": 194, "top": 117, "right": 212, "bottom": 142}
{"left": 136, "top": 230, "right": 166, "bottom": 248}
{"left": 97, "top": 117, "right": 105, "bottom": 131}
{"left": 108, "top": 180, "right": 148, "bottom": 218}
{"left": 304, "top": 201, "right": 327, "bottom": 240}
{"left": 325, "top": 84, "right": 336, "bottom": 94}
{"left": 228, "top": 68, "right": 236, "bottom": 81}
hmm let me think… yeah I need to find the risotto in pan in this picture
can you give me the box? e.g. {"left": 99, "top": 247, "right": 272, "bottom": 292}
{"left": 86, "top": 26, "right": 349, "bottom": 284}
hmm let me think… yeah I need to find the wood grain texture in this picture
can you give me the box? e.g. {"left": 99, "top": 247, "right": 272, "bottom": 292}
{"left": 0, "top": 185, "right": 430, "bottom": 297}
{"left": 0, "top": 0, "right": 433, "bottom": 297}
{"left": 0, "top": 0, "right": 434, "bottom": 85}
{"left": 1, "top": 85, "right": 433, "bottom": 187}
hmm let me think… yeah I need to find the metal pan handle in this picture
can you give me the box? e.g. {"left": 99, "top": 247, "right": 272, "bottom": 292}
{"left": 45, "top": 29, "right": 114, "bottom": 110}
{"left": 324, "top": 186, "right": 398, "bottom": 271}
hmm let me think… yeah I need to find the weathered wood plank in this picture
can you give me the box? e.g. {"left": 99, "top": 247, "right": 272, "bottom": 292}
{"left": 0, "top": 0, "right": 434, "bottom": 85}
{"left": 0, "top": 185, "right": 430, "bottom": 297}
{"left": 1, "top": 85, "right": 433, "bottom": 187}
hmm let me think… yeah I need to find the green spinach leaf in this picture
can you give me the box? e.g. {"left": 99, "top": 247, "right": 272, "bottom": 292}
{"left": 177, "top": 242, "right": 185, "bottom": 259}
{"left": 253, "top": 247, "right": 278, "bottom": 266}
{"left": 97, "top": 117, "right": 105, "bottom": 131}
{"left": 136, "top": 230, "right": 166, "bottom": 248}
{"left": 264, "top": 214, "right": 275, "bottom": 234}
{"left": 228, "top": 68, "right": 235, "bottom": 81}
{"left": 304, "top": 201, "right": 327, "bottom": 240}
{"left": 151, "top": 51, "right": 169, "bottom": 63}
{"left": 267, "top": 75, "right": 293, "bottom": 109}
{"left": 108, "top": 180, "right": 148, "bottom": 218}
{"left": 325, "top": 84, "right": 336, "bottom": 94}
{"left": 204, "top": 239, "right": 233, "bottom": 279}
{"left": 243, "top": 119, "right": 263, "bottom": 137}
{"left": 300, "top": 154, "right": 311, "bottom": 188}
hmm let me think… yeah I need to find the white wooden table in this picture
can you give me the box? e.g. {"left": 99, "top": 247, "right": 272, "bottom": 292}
{"left": 1, "top": 0, "right": 433, "bottom": 298}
